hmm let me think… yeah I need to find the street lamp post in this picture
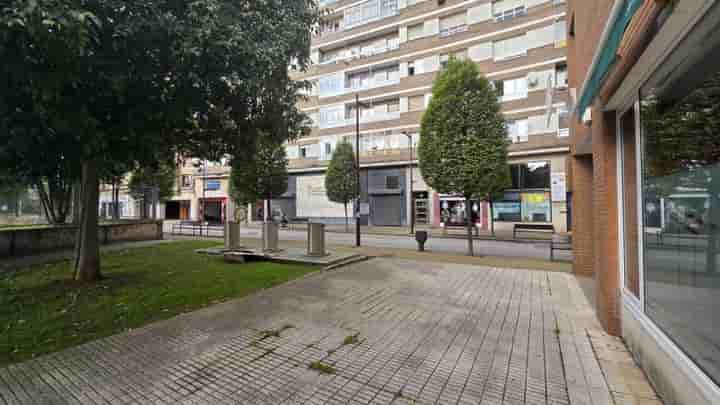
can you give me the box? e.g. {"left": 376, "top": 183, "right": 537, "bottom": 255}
{"left": 402, "top": 131, "right": 415, "bottom": 235}
{"left": 355, "top": 93, "right": 361, "bottom": 247}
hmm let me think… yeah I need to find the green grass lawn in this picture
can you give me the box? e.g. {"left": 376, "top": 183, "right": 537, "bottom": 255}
{"left": 0, "top": 240, "right": 317, "bottom": 366}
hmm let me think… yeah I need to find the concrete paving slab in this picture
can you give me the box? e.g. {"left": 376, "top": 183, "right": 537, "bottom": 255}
{"left": 0, "top": 258, "right": 660, "bottom": 405}
{"left": 195, "top": 246, "right": 367, "bottom": 267}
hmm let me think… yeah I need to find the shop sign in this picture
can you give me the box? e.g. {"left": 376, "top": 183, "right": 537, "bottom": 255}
{"left": 551, "top": 173, "right": 566, "bottom": 201}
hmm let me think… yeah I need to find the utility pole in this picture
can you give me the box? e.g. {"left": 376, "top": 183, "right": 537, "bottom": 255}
{"left": 355, "top": 93, "right": 361, "bottom": 247}
{"left": 403, "top": 131, "right": 415, "bottom": 235}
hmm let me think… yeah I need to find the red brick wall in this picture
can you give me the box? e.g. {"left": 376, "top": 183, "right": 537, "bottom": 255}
{"left": 571, "top": 155, "right": 594, "bottom": 276}
{"left": 592, "top": 106, "right": 621, "bottom": 335}
{"left": 567, "top": 0, "right": 616, "bottom": 280}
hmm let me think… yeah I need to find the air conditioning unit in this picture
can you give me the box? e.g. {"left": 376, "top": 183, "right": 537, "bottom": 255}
{"left": 438, "top": 0, "right": 446, "bottom": 5}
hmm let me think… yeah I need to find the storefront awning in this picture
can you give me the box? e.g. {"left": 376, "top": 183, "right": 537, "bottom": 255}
{"left": 575, "top": 0, "right": 644, "bottom": 116}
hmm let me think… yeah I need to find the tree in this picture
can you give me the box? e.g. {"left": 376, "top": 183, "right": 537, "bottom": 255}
{"left": 1, "top": 0, "right": 319, "bottom": 281}
{"left": 418, "top": 59, "right": 510, "bottom": 256}
{"left": 641, "top": 71, "right": 720, "bottom": 272}
{"left": 0, "top": 175, "right": 28, "bottom": 217}
{"left": 128, "top": 161, "right": 177, "bottom": 219}
{"left": 325, "top": 142, "right": 357, "bottom": 231}
{"left": 229, "top": 136, "right": 289, "bottom": 221}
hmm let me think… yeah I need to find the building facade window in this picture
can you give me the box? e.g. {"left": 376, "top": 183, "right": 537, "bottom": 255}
{"left": 440, "top": 198, "right": 480, "bottom": 226}
{"left": 319, "top": 74, "right": 344, "bottom": 97}
{"left": 407, "top": 22, "right": 424, "bottom": 41}
{"left": 507, "top": 119, "right": 529, "bottom": 143}
{"left": 320, "top": 18, "right": 342, "bottom": 36}
{"left": 385, "top": 176, "right": 400, "bottom": 189}
{"left": 181, "top": 175, "right": 192, "bottom": 188}
{"left": 439, "top": 12, "right": 468, "bottom": 37}
{"left": 555, "top": 62, "right": 568, "bottom": 88}
{"left": 204, "top": 180, "right": 221, "bottom": 191}
{"left": 634, "top": 64, "right": 720, "bottom": 384}
{"left": 492, "top": 0, "right": 527, "bottom": 22}
{"left": 343, "top": 0, "right": 398, "bottom": 30}
{"left": 494, "top": 161, "right": 551, "bottom": 222}
{"left": 493, "top": 35, "right": 527, "bottom": 61}
{"left": 496, "top": 77, "right": 528, "bottom": 101}
{"left": 408, "top": 95, "right": 425, "bottom": 111}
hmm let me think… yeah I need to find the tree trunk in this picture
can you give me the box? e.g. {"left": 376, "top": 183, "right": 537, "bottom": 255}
{"left": 74, "top": 160, "right": 101, "bottom": 282}
{"left": 489, "top": 198, "right": 495, "bottom": 236}
{"left": 36, "top": 184, "right": 56, "bottom": 224}
{"left": 706, "top": 176, "right": 720, "bottom": 273}
{"left": 344, "top": 203, "right": 349, "bottom": 232}
{"left": 465, "top": 197, "right": 474, "bottom": 256}
{"left": 112, "top": 182, "right": 120, "bottom": 220}
{"left": 71, "top": 181, "right": 81, "bottom": 225}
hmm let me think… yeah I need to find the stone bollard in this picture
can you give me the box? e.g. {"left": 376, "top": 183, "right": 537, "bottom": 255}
{"left": 306, "top": 222, "right": 326, "bottom": 257}
{"left": 415, "top": 230, "right": 428, "bottom": 252}
{"left": 224, "top": 221, "right": 241, "bottom": 250}
{"left": 262, "top": 222, "right": 279, "bottom": 252}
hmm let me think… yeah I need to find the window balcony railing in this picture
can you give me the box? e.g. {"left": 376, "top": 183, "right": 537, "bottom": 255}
{"left": 319, "top": 40, "right": 400, "bottom": 65}
{"left": 346, "top": 75, "right": 400, "bottom": 93}
{"left": 439, "top": 25, "right": 468, "bottom": 38}
{"left": 321, "top": 111, "right": 401, "bottom": 129}
{"left": 343, "top": 0, "right": 399, "bottom": 31}
{"left": 493, "top": 6, "right": 527, "bottom": 23}
{"left": 319, "top": 73, "right": 399, "bottom": 98}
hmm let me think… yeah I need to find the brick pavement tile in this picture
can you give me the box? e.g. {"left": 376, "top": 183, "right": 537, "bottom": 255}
{"left": 0, "top": 259, "right": 662, "bottom": 405}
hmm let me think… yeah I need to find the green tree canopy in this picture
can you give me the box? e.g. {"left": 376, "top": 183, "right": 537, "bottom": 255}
{"left": 418, "top": 59, "right": 510, "bottom": 255}
{"left": 128, "top": 161, "right": 177, "bottom": 203}
{"left": 230, "top": 136, "right": 289, "bottom": 210}
{"left": 0, "top": 0, "right": 319, "bottom": 280}
{"left": 325, "top": 142, "right": 357, "bottom": 230}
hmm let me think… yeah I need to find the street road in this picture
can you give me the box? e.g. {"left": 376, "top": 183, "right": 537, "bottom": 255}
{"left": 235, "top": 227, "right": 569, "bottom": 261}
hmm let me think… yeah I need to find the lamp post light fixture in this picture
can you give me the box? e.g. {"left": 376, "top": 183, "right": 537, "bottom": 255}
{"left": 402, "top": 131, "right": 415, "bottom": 235}
{"left": 353, "top": 94, "right": 371, "bottom": 247}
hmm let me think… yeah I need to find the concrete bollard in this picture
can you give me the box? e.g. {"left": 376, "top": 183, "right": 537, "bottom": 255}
{"left": 225, "top": 221, "right": 241, "bottom": 250}
{"left": 262, "top": 222, "right": 279, "bottom": 252}
{"left": 306, "top": 222, "right": 326, "bottom": 257}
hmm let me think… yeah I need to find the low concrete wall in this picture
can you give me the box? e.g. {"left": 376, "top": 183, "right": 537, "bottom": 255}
{"left": 0, "top": 221, "right": 163, "bottom": 258}
{"left": 622, "top": 302, "right": 720, "bottom": 405}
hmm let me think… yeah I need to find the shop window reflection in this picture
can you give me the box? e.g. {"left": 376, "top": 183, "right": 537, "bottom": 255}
{"left": 640, "top": 69, "right": 720, "bottom": 384}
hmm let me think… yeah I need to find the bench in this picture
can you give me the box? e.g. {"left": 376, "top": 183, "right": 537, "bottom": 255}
{"left": 171, "top": 221, "right": 224, "bottom": 237}
{"left": 550, "top": 234, "right": 572, "bottom": 261}
{"left": 513, "top": 223, "right": 555, "bottom": 239}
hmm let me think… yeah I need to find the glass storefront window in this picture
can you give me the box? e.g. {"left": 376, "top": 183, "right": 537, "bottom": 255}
{"left": 494, "top": 163, "right": 552, "bottom": 223}
{"left": 440, "top": 199, "right": 479, "bottom": 226}
{"left": 620, "top": 108, "right": 640, "bottom": 298}
{"left": 521, "top": 192, "right": 551, "bottom": 222}
{"left": 493, "top": 202, "right": 521, "bottom": 222}
{"left": 640, "top": 64, "right": 720, "bottom": 384}
{"left": 522, "top": 161, "right": 551, "bottom": 189}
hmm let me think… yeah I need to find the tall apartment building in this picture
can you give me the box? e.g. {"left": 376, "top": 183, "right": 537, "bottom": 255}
{"left": 111, "top": 0, "right": 570, "bottom": 227}
{"left": 287, "top": 0, "right": 571, "bottom": 231}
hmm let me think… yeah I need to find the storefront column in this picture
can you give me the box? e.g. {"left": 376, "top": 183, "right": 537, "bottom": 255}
{"left": 571, "top": 155, "right": 595, "bottom": 277}
{"left": 592, "top": 106, "right": 621, "bottom": 336}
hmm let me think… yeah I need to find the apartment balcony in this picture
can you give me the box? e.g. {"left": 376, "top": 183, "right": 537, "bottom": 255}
{"left": 320, "top": 111, "right": 401, "bottom": 130}
{"left": 343, "top": 0, "right": 399, "bottom": 31}
{"left": 318, "top": 41, "right": 400, "bottom": 66}
{"left": 319, "top": 75, "right": 400, "bottom": 99}
{"left": 288, "top": 147, "right": 414, "bottom": 171}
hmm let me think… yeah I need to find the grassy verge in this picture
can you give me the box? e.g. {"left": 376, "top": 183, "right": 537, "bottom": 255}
{"left": 0, "top": 240, "right": 317, "bottom": 367}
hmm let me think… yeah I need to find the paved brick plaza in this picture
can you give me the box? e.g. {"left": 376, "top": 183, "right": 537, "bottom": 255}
{"left": 0, "top": 259, "right": 660, "bottom": 404}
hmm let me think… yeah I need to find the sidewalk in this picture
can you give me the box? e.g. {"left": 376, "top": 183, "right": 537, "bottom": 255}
{"left": 0, "top": 257, "right": 660, "bottom": 405}
{"left": 169, "top": 235, "right": 572, "bottom": 273}
{"left": 249, "top": 222, "right": 560, "bottom": 242}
